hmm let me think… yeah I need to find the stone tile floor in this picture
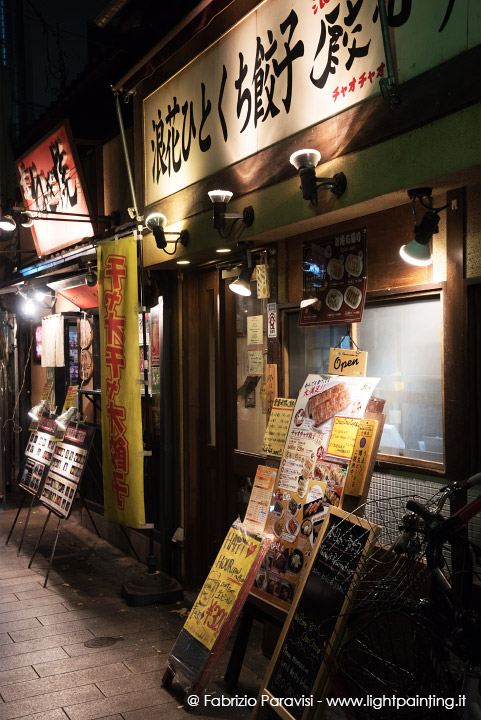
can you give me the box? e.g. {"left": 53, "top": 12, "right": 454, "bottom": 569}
{"left": 0, "top": 498, "right": 343, "bottom": 720}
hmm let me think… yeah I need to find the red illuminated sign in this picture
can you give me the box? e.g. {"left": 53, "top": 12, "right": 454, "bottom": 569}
{"left": 15, "top": 121, "right": 94, "bottom": 257}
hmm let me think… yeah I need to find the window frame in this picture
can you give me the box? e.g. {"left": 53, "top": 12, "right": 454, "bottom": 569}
{"left": 279, "top": 282, "right": 446, "bottom": 476}
{"left": 361, "top": 284, "right": 445, "bottom": 475}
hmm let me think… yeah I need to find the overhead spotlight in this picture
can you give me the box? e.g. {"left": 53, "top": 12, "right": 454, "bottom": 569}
{"left": 0, "top": 214, "right": 16, "bottom": 232}
{"left": 55, "top": 406, "right": 78, "bottom": 430}
{"left": 28, "top": 399, "right": 50, "bottom": 421}
{"left": 85, "top": 262, "right": 97, "bottom": 287}
{"left": 145, "top": 213, "right": 189, "bottom": 255}
{"left": 229, "top": 242, "right": 254, "bottom": 297}
{"left": 208, "top": 190, "right": 254, "bottom": 239}
{"left": 400, "top": 188, "right": 447, "bottom": 266}
{"left": 289, "top": 149, "right": 347, "bottom": 204}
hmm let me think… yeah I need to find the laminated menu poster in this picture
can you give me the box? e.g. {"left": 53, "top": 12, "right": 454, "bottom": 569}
{"left": 19, "top": 416, "right": 57, "bottom": 497}
{"left": 40, "top": 422, "right": 94, "bottom": 519}
{"left": 244, "top": 465, "right": 278, "bottom": 534}
{"left": 262, "top": 397, "right": 296, "bottom": 458}
{"left": 299, "top": 229, "right": 367, "bottom": 327}
{"left": 251, "top": 373, "right": 378, "bottom": 610}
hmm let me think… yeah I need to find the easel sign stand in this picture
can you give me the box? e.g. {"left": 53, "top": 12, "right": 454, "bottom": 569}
{"left": 162, "top": 520, "right": 271, "bottom": 706}
{"left": 6, "top": 413, "right": 57, "bottom": 554}
{"left": 253, "top": 506, "right": 380, "bottom": 720}
{"left": 27, "top": 420, "right": 97, "bottom": 587}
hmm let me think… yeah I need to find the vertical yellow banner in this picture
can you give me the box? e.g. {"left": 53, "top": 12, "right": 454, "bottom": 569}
{"left": 97, "top": 235, "right": 145, "bottom": 528}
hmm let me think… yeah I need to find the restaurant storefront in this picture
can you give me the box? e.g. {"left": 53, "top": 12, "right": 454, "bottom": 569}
{"left": 6, "top": 0, "right": 480, "bottom": 591}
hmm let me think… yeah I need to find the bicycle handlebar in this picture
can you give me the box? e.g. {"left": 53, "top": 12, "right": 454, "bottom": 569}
{"left": 405, "top": 499, "right": 433, "bottom": 522}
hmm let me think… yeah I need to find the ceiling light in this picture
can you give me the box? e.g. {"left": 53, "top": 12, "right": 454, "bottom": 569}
{"left": 289, "top": 149, "right": 347, "bottom": 204}
{"left": 176, "top": 260, "right": 190, "bottom": 265}
{"left": 216, "top": 248, "right": 232, "bottom": 254}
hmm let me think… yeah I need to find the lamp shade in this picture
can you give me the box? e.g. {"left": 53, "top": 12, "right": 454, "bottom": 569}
{"left": 0, "top": 215, "right": 16, "bottom": 231}
{"left": 229, "top": 261, "right": 253, "bottom": 296}
{"left": 399, "top": 240, "right": 433, "bottom": 266}
{"left": 208, "top": 190, "right": 233, "bottom": 204}
{"left": 289, "top": 149, "right": 321, "bottom": 170}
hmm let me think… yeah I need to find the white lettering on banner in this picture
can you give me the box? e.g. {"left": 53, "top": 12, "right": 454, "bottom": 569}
{"left": 143, "top": 1, "right": 470, "bottom": 205}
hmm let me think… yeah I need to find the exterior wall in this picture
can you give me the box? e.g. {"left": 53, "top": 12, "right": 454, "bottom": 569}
{"left": 141, "top": 104, "right": 480, "bottom": 270}
{"left": 466, "top": 184, "right": 481, "bottom": 278}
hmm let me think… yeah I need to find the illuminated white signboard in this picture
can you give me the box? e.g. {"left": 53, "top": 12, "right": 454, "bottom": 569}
{"left": 144, "top": 0, "right": 477, "bottom": 206}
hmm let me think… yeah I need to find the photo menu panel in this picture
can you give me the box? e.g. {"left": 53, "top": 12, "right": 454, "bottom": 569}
{"left": 40, "top": 423, "right": 94, "bottom": 519}
{"left": 19, "top": 416, "right": 57, "bottom": 496}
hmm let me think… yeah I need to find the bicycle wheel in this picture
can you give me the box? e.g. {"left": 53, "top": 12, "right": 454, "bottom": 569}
{"left": 332, "top": 608, "right": 459, "bottom": 719}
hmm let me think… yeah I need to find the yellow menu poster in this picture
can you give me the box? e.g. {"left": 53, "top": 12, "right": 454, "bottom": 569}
{"left": 183, "top": 525, "right": 264, "bottom": 650}
{"left": 326, "top": 416, "right": 361, "bottom": 460}
{"left": 262, "top": 397, "right": 296, "bottom": 457}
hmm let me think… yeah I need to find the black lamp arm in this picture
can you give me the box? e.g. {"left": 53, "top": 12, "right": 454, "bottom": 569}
{"left": 315, "top": 172, "right": 347, "bottom": 197}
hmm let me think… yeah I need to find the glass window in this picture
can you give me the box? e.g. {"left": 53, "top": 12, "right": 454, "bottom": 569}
{"left": 285, "top": 294, "right": 443, "bottom": 466}
{"left": 357, "top": 296, "right": 442, "bottom": 464}
{"left": 235, "top": 282, "right": 268, "bottom": 454}
{"left": 286, "top": 313, "right": 351, "bottom": 398}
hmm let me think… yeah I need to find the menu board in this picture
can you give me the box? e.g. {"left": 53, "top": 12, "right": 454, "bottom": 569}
{"left": 262, "top": 397, "right": 296, "bottom": 457}
{"left": 299, "top": 229, "right": 367, "bottom": 327}
{"left": 40, "top": 422, "right": 94, "bottom": 518}
{"left": 244, "top": 466, "right": 277, "bottom": 534}
{"left": 19, "top": 417, "right": 57, "bottom": 496}
{"left": 164, "top": 522, "right": 270, "bottom": 700}
{"left": 256, "top": 508, "right": 380, "bottom": 720}
{"left": 252, "top": 374, "right": 378, "bottom": 609}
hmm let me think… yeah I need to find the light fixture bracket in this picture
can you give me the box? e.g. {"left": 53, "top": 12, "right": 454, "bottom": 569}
{"left": 208, "top": 190, "right": 254, "bottom": 238}
{"left": 145, "top": 212, "right": 189, "bottom": 256}
{"left": 291, "top": 150, "right": 347, "bottom": 205}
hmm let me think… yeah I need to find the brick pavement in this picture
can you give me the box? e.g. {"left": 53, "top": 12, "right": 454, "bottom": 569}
{"left": 0, "top": 500, "right": 342, "bottom": 720}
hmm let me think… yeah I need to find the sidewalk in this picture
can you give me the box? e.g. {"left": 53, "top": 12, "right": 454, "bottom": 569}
{"left": 0, "top": 499, "right": 344, "bottom": 720}
{"left": 0, "top": 499, "right": 270, "bottom": 720}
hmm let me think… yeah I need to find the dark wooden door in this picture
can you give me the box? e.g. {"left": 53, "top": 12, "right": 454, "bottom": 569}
{"left": 183, "top": 269, "right": 236, "bottom": 586}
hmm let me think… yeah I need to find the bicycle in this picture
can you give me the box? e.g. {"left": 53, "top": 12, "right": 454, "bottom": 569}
{"left": 327, "top": 473, "right": 481, "bottom": 719}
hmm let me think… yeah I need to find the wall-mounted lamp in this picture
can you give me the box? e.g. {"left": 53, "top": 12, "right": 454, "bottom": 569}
{"left": 85, "top": 262, "right": 97, "bottom": 287}
{"left": 55, "top": 406, "right": 79, "bottom": 430}
{"left": 289, "top": 149, "right": 347, "bottom": 204}
{"left": 0, "top": 214, "right": 16, "bottom": 232}
{"left": 145, "top": 213, "right": 189, "bottom": 256}
{"left": 229, "top": 242, "right": 254, "bottom": 296}
{"left": 208, "top": 190, "right": 254, "bottom": 239}
{"left": 400, "top": 188, "right": 447, "bottom": 266}
{"left": 28, "top": 399, "right": 51, "bottom": 421}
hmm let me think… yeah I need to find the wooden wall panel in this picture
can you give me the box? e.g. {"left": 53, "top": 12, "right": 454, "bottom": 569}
{"left": 285, "top": 203, "right": 432, "bottom": 303}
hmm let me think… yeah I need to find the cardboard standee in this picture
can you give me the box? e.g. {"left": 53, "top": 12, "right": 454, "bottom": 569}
{"left": 253, "top": 507, "right": 380, "bottom": 720}
{"left": 162, "top": 521, "right": 271, "bottom": 705}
